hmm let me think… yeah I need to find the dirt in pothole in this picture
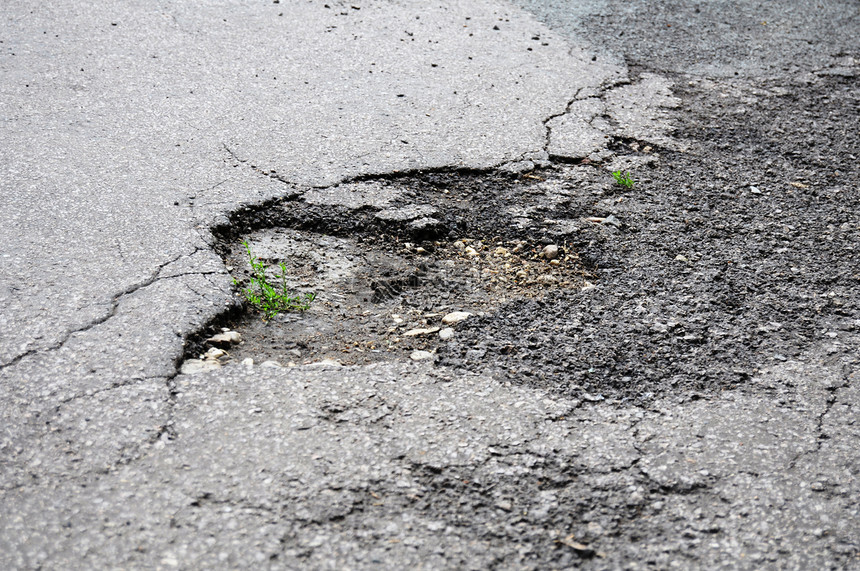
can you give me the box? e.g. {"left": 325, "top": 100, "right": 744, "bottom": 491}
{"left": 212, "top": 230, "right": 590, "bottom": 367}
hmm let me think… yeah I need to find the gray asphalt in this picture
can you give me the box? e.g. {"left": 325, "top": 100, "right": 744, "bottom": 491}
{"left": 2, "top": 0, "right": 858, "bottom": 569}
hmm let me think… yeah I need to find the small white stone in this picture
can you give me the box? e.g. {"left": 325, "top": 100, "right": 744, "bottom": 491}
{"left": 464, "top": 246, "right": 479, "bottom": 257}
{"left": 208, "top": 331, "right": 241, "bottom": 344}
{"left": 260, "top": 360, "right": 283, "bottom": 368}
{"left": 540, "top": 244, "right": 559, "bottom": 260}
{"left": 438, "top": 327, "right": 455, "bottom": 340}
{"left": 404, "top": 327, "right": 440, "bottom": 337}
{"left": 442, "top": 311, "right": 472, "bottom": 325}
{"left": 205, "top": 347, "right": 227, "bottom": 360}
{"left": 674, "top": 254, "right": 688, "bottom": 262}
{"left": 410, "top": 350, "right": 434, "bottom": 361}
{"left": 241, "top": 358, "right": 254, "bottom": 367}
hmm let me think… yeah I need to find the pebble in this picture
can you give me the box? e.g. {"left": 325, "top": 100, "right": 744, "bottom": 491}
{"left": 674, "top": 254, "right": 689, "bottom": 262}
{"left": 540, "top": 244, "right": 559, "bottom": 259}
{"left": 750, "top": 185, "right": 761, "bottom": 194}
{"left": 438, "top": 327, "right": 455, "bottom": 340}
{"left": 464, "top": 246, "right": 479, "bottom": 257}
{"left": 404, "top": 327, "right": 441, "bottom": 337}
{"left": 241, "top": 358, "right": 254, "bottom": 367}
{"left": 207, "top": 331, "right": 241, "bottom": 345}
{"left": 410, "top": 350, "right": 434, "bottom": 361}
{"left": 260, "top": 360, "right": 283, "bottom": 368}
{"left": 442, "top": 311, "right": 472, "bottom": 325}
{"left": 205, "top": 347, "right": 227, "bottom": 360}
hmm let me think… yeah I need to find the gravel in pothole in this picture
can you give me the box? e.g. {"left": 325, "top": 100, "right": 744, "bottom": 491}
{"left": 204, "top": 229, "right": 590, "bottom": 367}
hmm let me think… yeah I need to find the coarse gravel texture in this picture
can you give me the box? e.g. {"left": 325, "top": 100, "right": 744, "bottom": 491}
{"left": 441, "top": 72, "right": 860, "bottom": 405}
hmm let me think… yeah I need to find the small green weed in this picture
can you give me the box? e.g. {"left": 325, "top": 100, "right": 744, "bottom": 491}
{"left": 233, "top": 242, "right": 315, "bottom": 319}
{"left": 612, "top": 170, "right": 635, "bottom": 189}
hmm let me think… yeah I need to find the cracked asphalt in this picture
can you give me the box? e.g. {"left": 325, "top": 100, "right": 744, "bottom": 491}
{"left": 1, "top": 0, "right": 858, "bottom": 569}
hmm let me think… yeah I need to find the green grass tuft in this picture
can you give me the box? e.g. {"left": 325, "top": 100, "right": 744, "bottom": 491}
{"left": 233, "top": 241, "right": 315, "bottom": 320}
{"left": 612, "top": 170, "right": 635, "bottom": 189}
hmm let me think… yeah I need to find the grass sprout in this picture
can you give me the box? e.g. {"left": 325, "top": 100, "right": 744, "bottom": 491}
{"left": 612, "top": 170, "right": 635, "bottom": 188}
{"left": 234, "top": 241, "right": 315, "bottom": 319}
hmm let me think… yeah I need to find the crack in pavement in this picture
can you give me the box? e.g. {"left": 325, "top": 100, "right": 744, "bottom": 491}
{"left": 0, "top": 247, "right": 223, "bottom": 373}
{"left": 10, "top": 254, "right": 182, "bottom": 361}
{"left": 0, "top": 246, "right": 231, "bottom": 490}
{"left": 0, "top": 372, "right": 178, "bottom": 497}
{"left": 541, "top": 86, "right": 588, "bottom": 155}
{"left": 218, "top": 76, "right": 658, "bottom": 203}
{"left": 787, "top": 357, "right": 852, "bottom": 470}
{"left": 223, "top": 143, "right": 308, "bottom": 190}
{"left": 0, "top": 251, "right": 184, "bottom": 371}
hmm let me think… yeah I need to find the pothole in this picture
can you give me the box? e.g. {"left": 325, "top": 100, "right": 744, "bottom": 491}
{"left": 223, "top": 230, "right": 588, "bottom": 367}
{"left": 183, "top": 168, "right": 616, "bottom": 372}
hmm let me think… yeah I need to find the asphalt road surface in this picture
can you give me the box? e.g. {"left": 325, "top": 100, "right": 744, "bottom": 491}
{"left": 1, "top": 1, "right": 858, "bottom": 569}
